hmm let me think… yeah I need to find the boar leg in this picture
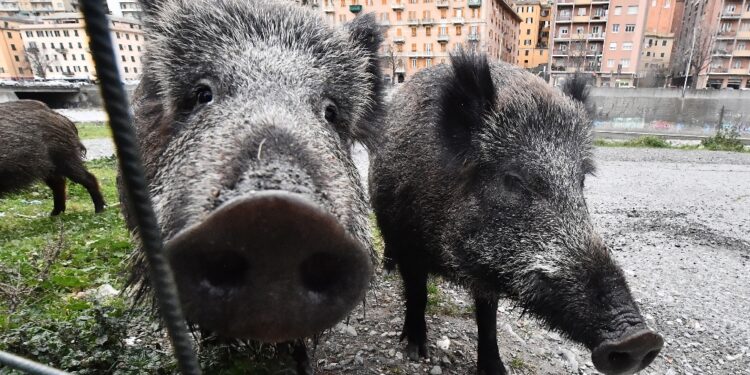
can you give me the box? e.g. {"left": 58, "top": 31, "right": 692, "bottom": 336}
{"left": 474, "top": 296, "right": 506, "bottom": 375}
{"left": 64, "top": 163, "right": 105, "bottom": 213}
{"left": 45, "top": 175, "right": 67, "bottom": 216}
{"left": 288, "top": 340, "right": 312, "bottom": 375}
{"left": 398, "top": 253, "right": 429, "bottom": 361}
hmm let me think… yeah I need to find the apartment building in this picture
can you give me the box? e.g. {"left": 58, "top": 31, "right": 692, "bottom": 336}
{"left": 672, "top": 0, "right": 722, "bottom": 87}
{"left": 638, "top": 0, "right": 678, "bottom": 80}
{"left": 0, "top": 17, "right": 33, "bottom": 79}
{"left": 319, "top": 0, "right": 521, "bottom": 83}
{"left": 18, "top": 13, "right": 144, "bottom": 81}
{"left": 514, "top": 0, "right": 551, "bottom": 70}
{"left": 548, "top": 0, "right": 611, "bottom": 85}
{"left": 704, "top": 0, "right": 750, "bottom": 88}
{"left": 599, "top": 0, "right": 648, "bottom": 86}
{"left": 106, "top": 0, "right": 143, "bottom": 21}
{"left": 0, "top": 0, "right": 76, "bottom": 17}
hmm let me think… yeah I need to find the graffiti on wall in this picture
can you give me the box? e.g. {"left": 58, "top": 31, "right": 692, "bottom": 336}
{"left": 593, "top": 117, "right": 750, "bottom": 136}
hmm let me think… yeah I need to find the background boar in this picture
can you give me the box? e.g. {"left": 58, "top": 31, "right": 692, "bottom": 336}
{"left": 120, "top": 0, "right": 383, "bottom": 360}
{"left": 0, "top": 100, "right": 105, "bottom": 216}
{"left": 369, "top": 53, "right": 663, "bottom": 375}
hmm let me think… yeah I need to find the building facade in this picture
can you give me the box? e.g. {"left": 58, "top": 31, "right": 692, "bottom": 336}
{"left": 599, "top": 0, "right": 648, "bottom": 86}
{"left": 106, "top": 0, "right": 143, "bottom": 21}
{"left": 319, "top": 0, "right": 520, "bottom": 83}
{"left": 514, "top": 0, "right": 551, "bottom": 70}
{"left": 672, "top": 0, "right": 722, "bottom": 87}
{"left": 0, "top": 0, "right": 76, "bottom": 17}
{"left": 0, "top": 18, "right": 33, "bottom": 79}
{"left": 704, "top": 0, "right": 750, "bottom": 88}
{"left": 18, "top": 13, "right": 143, "bottom": 81}
{"left": 638, "top": 0, "right": 677, "bottom": 86}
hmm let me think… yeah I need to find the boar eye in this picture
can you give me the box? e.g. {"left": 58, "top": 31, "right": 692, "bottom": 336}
{"left": 195, "top": 85, "right": 213, "bottom": 105}
{"left": 324, "top": 103, "right": 338, "bottom": 123}
{"left": 502, "top": 172, "right": 528, "bottom": 194}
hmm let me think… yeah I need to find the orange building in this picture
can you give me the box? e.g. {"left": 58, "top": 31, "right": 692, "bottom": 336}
{"left": 514, "top": 0, "right": 551, "bottom": 70}
{"left": 318, "top": 0, "right": 521, "bottom": 83}
{"left": 0, "top": 17, "right": 33, "bottom": 80}
{"left": 639, "top": 0, "right": 678, "bottom": 79}
{"left": 599, "top": 0, "right": 649, "bottom": 86}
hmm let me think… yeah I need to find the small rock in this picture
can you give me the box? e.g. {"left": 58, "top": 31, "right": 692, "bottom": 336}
{"left": 560, "top": 349, "right": 579, "bottom": 371}
{"left": 436, "top": 336, "right": 451, "bottom": 351}
{"left": 388, "top": 349, "right": 396, "bottom": 357}
{"left": 354, "top": 355, "right": 364, "bottom": 365}
{"left": 429, "top": 365, "right": 443, "bottom": 375}
{"left": 547, "top": 331, "right": 562, "bottom": 342}
{"left": 396, "top": 352, "right": 403, "bottom": 360}
{"left": 336, "top": 323, "right": 357, "bottom": 336}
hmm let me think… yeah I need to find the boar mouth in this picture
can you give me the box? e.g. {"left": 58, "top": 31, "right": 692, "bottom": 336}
{"left": 164, "top": 191, "right": 372, "bottom": 342}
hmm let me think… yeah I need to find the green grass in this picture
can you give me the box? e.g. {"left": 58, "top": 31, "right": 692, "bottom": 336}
{"left": 595, "top": 135, "right": 748, "bottom": 152}
{"left": 76, "top": 122, "right": 112, "bottom": 140}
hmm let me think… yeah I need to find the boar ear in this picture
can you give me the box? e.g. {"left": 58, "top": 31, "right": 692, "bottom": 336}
{"left": 438, "top": 50, "right": 496, "bottom": 157}
{"left": 561, "top": 73, "right": 590, "bottom": 104}
{"left": 345, "top": 13, "right": 385, "bottom": 149}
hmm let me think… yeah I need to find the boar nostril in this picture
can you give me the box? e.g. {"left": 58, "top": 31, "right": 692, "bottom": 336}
{"left": 608, "top": 351, "right": 631, "bottom": 369}
{"left": 300, "top": 252, "right": 345, "bottom": 294}
{"left": 641, "top": 349, "right": 659, "bottom": 368}
{"left": 201, "top": 251, "right": 248, "bottom": 289}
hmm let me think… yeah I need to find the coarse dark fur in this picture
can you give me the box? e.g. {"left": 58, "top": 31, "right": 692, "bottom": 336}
{"left": 0, "top": 100, "right": 105, "bottom": 216}
{"left": 370, "top": 53, "right": 655, "bottom": 374}
{"left": 119, "top": 0, "right": 383, "bottom": 363}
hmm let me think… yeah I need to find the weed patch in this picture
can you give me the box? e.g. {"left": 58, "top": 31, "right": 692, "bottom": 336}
{"left": 76, "top": 123, "right": 112, "bottom": 140}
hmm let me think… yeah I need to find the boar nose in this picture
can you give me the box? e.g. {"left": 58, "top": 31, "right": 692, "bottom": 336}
{"left": 164, "top": 191, "right": 372, "bottom": 342}
{"left": 592, "top": 329, "right": 663, "bottom": 374}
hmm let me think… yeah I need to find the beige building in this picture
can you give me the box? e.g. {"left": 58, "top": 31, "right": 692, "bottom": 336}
{"left": 319, "top": 0, "right": 520, "bottom": 83}
{"left": 638, "top": 0, "right": 678, "bottom": 85}
{"left": 0, "top": 17, "right": 33, "bottom": 79}
{"left": 19, "top": 13, "right": 144, "bottom": 81}
{"left": 514, "top": 0, "right": 551, "bottom": 70}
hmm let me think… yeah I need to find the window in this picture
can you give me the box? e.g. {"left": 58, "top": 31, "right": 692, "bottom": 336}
{"left": 121, "top": 55, "right": 126, "bottom": 62}
{"left": 124, "top": 67, "right": 129, "bottom": 73}
{"left": 614, "top": 6, "right": 622, "bottom": 15}
{"left": 525, "top": 50, "right": 530, "bottom": 56}
{"left": 627, "top": 6, "right": 638, "bottom": 14}
{"left": 578, "top": 7, "right": 586, "bottom": 16}
{"left": 662, "top": 40, "right": 667, "bottom": 46}
{"left": 623, "top": 42, "right": 633, "bottom": 50}
{"left": 527, "top": 29, "right": 531, "bottom": 35}
{"left": 625, "top": 24, "right": 635, "bottom": 32}
{"left": 612, "top": 24, "right": 620, "bottom": 32}
{"left": 607, "top": 59, "right": 615, "bottom": 67}
{"left": 14, "top": 55, "right": 19, "bottom": 62}
{"left": 660, "top": 52, "right": 665, "bottom": 57}
{"left": 411, "top": 58, "right": 417, "bottom": 68}
{"left": 646, "top": 51, "right": 651, "bottom": 56}
{"left": 609, "top": 42, "right": 617, "bottom": 50}
{"left": 560, "top": 27, "right": 568, "bottom": 35}
{"left": 621, "top": 58, "right": 630, "bottom": 67}
{"left": 10, "top": 44, "right": 15, "bottom": 51}
{"left": 733, "top": 60, "right": 741, "bottom": 68}
{"left": 411, "top": 27, "right": 417, "bottom": 36}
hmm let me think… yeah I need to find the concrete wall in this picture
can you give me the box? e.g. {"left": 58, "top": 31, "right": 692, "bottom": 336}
{"left": 0, "top": 84, "right": 137, "bottom": 108}
{"left": 589, "top": 87, "right": 750, "bottom": 136}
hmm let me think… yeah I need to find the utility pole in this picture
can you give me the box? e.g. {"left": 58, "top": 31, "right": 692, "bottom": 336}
{"left": 682, "top": 27, "right": 697, "bottom": 98}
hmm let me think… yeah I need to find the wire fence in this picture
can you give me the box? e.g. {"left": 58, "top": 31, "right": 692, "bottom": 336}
{"left": 0, "top": 0, "right": 201, "bottom": 373}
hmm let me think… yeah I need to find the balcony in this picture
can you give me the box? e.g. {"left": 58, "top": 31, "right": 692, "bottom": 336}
{"left": 573, "top": 15, "right": 590, "bottom": 22}
{"left": 422, "top": 18, "right": 435, "bottom": 25}
{"left": 589, "top": 32, "right": 605, "bottom": 39}
{"left": 379, "top": 19, "right": 391, "bottom": 26}
{"left": 721, "top": 11, "right": 741, "bottom": 18}
{"left": 395, "top": 66, "right": 406, "bottom": 73}
{"left": 556, "top": 0, "right": 574, "bottom": 4}
{"left": 55, "top": 48, "right": 68, "bottom": 55}
{"left": 590, "top": 14, "right": 607, "bottom": 21}
{"left": 730, "top": 68, "right": 749, "bottom": 74}
{"left": 323, "top": 5, "right": 335, "bottom": 12}
{"left": 739, "top": 30, "right": 750, "bottom": 39}
{"left": 468, "top": 0, "right": 481, "bottom": 7}
{"left": 713, "top": 47, "right": 734, "bottom": 55}
{"left": 556, "top": 15, "right": 572, "bottom": 21}
{"left": 437, "top": 0, "right": 449, "bottom": 8}
{"left": 555, "top": 33, "right": 570, "bottom": 40}
{"left": 452, "top": 17, "right": 465, "bottom": 24}
{"left": 734, "top": 49, "right": 750, "bottom": 56}
{"left": 392, "top": 36, "right": 405, "bottom": 43}
{"left": 437, "top": 33, "right": 449, "bottom": 42}
{"left": 391, "top": 2, "right": 404, "bottom": 10}
{"left": 468, "top": 33, "right": 479, "bottom": 41}
{"left": 407, "top": 18, "right": 420, "bottom": 25}
{"left": 574, "top": 0, "right": 591, "bottom": 4}
{"left": 717, "top": 30, "right": 737, "bottom": 38}
{"left": 711, "top": 66, "right": 729, "bottom": 73}
{"left": 552, "top": 49, "right": 568, "bottom": 55}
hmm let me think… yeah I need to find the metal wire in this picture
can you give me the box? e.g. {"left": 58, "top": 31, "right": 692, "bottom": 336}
{"left": 0, "top": 351, "right": 70, "bottom": 375}
{"left": 76, "top": 1, "right": 202, "bottom": 374}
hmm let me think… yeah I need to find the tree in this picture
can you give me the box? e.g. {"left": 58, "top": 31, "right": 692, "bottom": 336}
{"left": 380, "top": 44, "right": 402, "bottom": 85}
{"left": 25, "top": 45, "right": 54, "bottom": 80}
{"left": 671, "top": 1, "right": 716, "bottom": 89}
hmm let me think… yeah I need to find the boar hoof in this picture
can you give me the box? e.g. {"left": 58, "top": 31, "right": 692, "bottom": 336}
{"left": 50, "top": 209, "right": 63, "bottom": 216}
{"left": 477, "top": 361, "right": 507, "bottom": 375}
{"left": 406, "top": 342, "right": 429, "bottom": 361}
{"left": 95, "top": 205, "right": 106, "bottom": 214}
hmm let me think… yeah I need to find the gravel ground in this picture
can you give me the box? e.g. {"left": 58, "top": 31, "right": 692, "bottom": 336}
{"left": 89, "top": 141, "right": 750, "bottom": 374}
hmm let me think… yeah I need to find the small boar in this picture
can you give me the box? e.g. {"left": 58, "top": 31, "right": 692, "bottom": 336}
{"left": 121, "top": 0, "right": 382, "bottom": 365}
{"left": 0, "top": 100, "right": 105, "bottom": 216}
{"left": 370, "top": 53, "right": 663, "bottom": 375}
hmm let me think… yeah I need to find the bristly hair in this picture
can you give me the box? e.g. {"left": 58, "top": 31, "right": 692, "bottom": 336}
{"left": 437, "top": 50, "right": 497, "bottom": 163}
{"left": 561, "top": 73, "right": 590, "bottom": 104}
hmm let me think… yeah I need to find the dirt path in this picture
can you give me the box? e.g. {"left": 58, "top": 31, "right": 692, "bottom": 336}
{"left": 316, "top": 147, "right": 750, "bottom": 375}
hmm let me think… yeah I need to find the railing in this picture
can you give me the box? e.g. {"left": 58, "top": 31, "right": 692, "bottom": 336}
{"left": 407, "top": 18, "right": 420, "bottom": 25}
{"left": 437, "top": 0, "right": 449, "bottom": 8}
{"left": 589, "top": 32, "right": 605, "bottom": 38}
{"left": 452, "top": 17, "right": 465, "bottom": 24}
{"left": 323, "top": 5, "right": 335, "bottom": 12}
{"left": 713, "top": 47, "right": 734, "bottom": 54}
{"left": 468, "top": 33, "right": 479, "bottom": 41}
{"left": 552, "top": 49, "right": 568, "bottom": 55}
{"left": 718, "top": 30, "right": 737, "bottom": 36}
{"left": 711, "top": 66, "right": 729, "bottom": 72}
{"left": 392, "top": 36, "right": 405, "bottom": 43}
{"left": 391, "top": 2, "right": 404, "bottom": 10}
{"left": 379, "top": 19, "right": 391, "bottom": 26}
{"left": 557, "top": 15, "right": 572, "bottom": 21}
{"left": 721, "top": 11, "right": 741, "bottom": 17}
{"left": 422, "top": 18, "right": 435, "bottom": 24}
{"left": 437, "top": 33, "right": 449, "bottom": 42}
{"left": 468, "top": 0, "right": 482, "bottom": 7}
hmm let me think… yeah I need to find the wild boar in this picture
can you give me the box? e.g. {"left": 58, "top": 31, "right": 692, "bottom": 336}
{"left": 0, "top": 100, "right": 105, "bottom": 216}
{"left": 370, "top": 53, "right": 663, "bottom": 375}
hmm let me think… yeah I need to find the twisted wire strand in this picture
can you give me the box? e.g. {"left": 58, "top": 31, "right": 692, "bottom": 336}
{"left": 78, "top": 1, "right": 201, "bottom": 374}
{"left": 0, "top": 351, "right": 70, "bottom": 375}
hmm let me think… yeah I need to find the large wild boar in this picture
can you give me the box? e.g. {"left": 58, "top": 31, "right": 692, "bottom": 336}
{"left": 369, "top": 53, "right": 663, "bottom": 375}
{"left": 120, "top": 0, "right": 382, "bottom": 367}
{"left": 0, "top": 100, "right": 105, "bottom": 216}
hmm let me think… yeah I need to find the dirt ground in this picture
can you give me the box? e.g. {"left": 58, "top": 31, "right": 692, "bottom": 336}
{"left": 306, "top": 147, "right": 750, "bottom": 375}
